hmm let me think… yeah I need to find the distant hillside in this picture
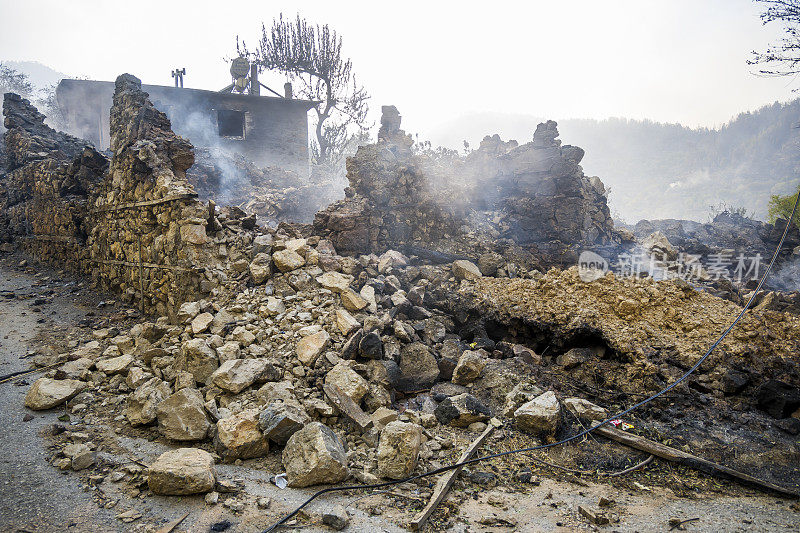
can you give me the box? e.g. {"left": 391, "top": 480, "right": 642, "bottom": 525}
{"left": 426, "top": 102, "right": 800, "bottom": 223}
{"left": 3, "top": 60, "right": 67, "bottom": 90}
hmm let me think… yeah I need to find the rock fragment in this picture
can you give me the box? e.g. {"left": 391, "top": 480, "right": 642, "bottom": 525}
{"left": 282, "top": 422, "right": 349, "bottom": 487}
{"left": 434, "top": 393, "right": 491, "bottom": 427}
{"left": 25, "top": 378, "right": 86, "bottom": 410}
{"left": 215, "top": 409, "right": 269, "bottom": 460}
{"left": 514, "top": 391, "right": 561, "bottom": 438}
{"left": 452, "top": 349, "right": 486, "bottom": 385}
{"left": 258, "top": 402, "right": 309, "bottom": 444}
{"left": 377, "top": 421, "right": 422, "bottom": 479}
{"left": 296, "top": 330, "right": 330, "bottom": 366}
{"left": 452, "top": 260, "right": 482, "bottom": 281}
{"left": 156, "top": 388, "right": 210, "bottom": 441}
{"left": 148, "top": 448, "right": 216, "bottom": 495}
{"left": 210, "top": 358, "right": 280, "bottom": 394}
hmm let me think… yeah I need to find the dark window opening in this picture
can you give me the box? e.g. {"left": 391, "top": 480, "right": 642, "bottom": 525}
{"left": 217, "top": 109, "right": 245, "bottom": 138}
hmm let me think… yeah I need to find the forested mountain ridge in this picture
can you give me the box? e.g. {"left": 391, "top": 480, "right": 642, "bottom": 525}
{"left": 428, "top": 100, "right": 800, "bottom": 223}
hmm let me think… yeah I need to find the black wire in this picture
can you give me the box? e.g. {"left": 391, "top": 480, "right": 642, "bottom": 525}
{"left": 263, "top": 192, "right": 800, "bottom": 532}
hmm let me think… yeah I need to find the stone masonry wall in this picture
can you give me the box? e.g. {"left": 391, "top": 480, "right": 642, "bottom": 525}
{"left": 1, "top": 75, "right": 253, "bottom": 317}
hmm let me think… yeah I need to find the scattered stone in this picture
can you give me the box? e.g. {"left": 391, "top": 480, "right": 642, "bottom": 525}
{"left": 156, "top": 388, "right": 210, "bottom": 441}
{"left": 191, "top": 312, "right": 214, "bottom": 334}
{"left": 297, "top": 330, "right": 330, "bottom": 366}
{"left": 322, "top": 505, "right": 350, "bottom": 530}
{"left": 179, "top": 338, "right": 219, "bottom": 384}
{"left": 335, "top": 309, "right": 360, "bottom": 336}
{"left": 25, "top": 378, "right": 86, "bottom": 410}
{"left": 578, "top": 505, "right": 610, "bottom": 526}
{"left": 126, "top": 377, "right": 171, "bottom": 426}
{"left": 205, "top": 491, "right": 220, "bottom": 505}
{"left": 452, "top": 350, "right": 486, "bottom": 385}
{"left": 316, "top": 272, "right": 353, "bottom": 293}
{"left": 452, "top": 260, "right": 482, "bottom": 281}
{"left": 177, "top": 301, "right": 201, "bottom": 323}
{"left": 435, "top": 393, "right": 491, "bottom": 427}
{"left": 323, "top": 383, "right": 372, "bottom": 432}
{"left": 341, "top": 288, "right": 368, "bottom": 312}
{"left": 512, "top": 344, "right": 541, "bottom": 365}
{"left": 63, "top": 443, "right": 95, "bottom": 470}
{"left": 514, "top": 391, "right": 561, "bottom": 438}
{"left": 210, "top": 359, "right": 280, "bottom": 394}
{"left": 325, "top": 362, "right": 368, "bottom": 403}
{"left": 272, "top": 249, "right": 306, "bottom": 272}
{"left": 563, "top": 398, "right": 608, "bottom": 422}
{"left": 147, "top": 448, "right": 216, "bottom": 495}
{"left": 282, "top": 422, "right": 349, "bottom": 487}
{"left": 249, "top": 252, "right": 272, "bottom": 284}
{"left": 215, "top": 409, "right": 269, "bottom": 460}
{"left": 95, "top": 353, "right": 133, "bottom": 375}
{"left": 377, "top": 421, "right": 422, "bottom": 479}
{"left": 397, "top": 342, "right": 440, "bottom": 392}
{"left": 258, "top": 402, "right": 310, "bottom": 444}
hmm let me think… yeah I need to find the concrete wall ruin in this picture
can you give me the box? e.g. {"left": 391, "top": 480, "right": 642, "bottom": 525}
{"left": 56, "top": 79, "right": 315, "bottom": 177}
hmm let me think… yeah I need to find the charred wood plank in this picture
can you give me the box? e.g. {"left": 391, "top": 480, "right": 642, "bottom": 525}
{"left": 592, "top": 423, "right": 799, "bottom": 497}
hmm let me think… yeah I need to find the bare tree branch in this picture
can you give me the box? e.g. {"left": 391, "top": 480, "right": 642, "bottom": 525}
{"left": 237, "top": 14, "right": 371, "bottom": 165}
{"left": 750, "top": 0, "right": 800, "bottom": 79}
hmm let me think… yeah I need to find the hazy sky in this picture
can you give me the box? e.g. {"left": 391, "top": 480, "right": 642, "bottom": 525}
{"left": 0, "top": 0, "right": 795, "bottom": 142}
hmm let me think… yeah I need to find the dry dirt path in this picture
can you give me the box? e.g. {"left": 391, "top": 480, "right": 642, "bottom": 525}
{"left": 0, "top": 256, "right": 122, "bottom": 531}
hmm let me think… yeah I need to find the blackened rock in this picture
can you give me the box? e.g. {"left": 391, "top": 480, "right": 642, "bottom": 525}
{"left": 755, "top": 380, "right": 800, "bottom": 418}
{"left": 434, "top": 393, "right": 491, "bottom": 427}
{"left": 438, "top": 356, "right": 457, "bottom": 382}
{"left": 397, "top": 343, "right": 439, "bottom": 392}
{"left": 359, "top": 331, "right": 383, "bottom": 359}
{"left": 341, "top": 329, "right": 364, "bottom": 360}
{"left": 720, "top": 369, "right": 749, "bottom": 395}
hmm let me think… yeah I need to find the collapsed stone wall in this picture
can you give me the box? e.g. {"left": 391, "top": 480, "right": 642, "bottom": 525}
{"left": 0, "top": 92, "right": 106, "bottom": 266}
{"left": 1, "top": 76, "right": 257, "bottom": 317}
{"left": 314, "top": 107, "right": 615, "bottom": 267}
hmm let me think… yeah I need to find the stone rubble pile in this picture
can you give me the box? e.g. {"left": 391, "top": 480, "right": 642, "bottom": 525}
{"left": 314, "top": 106, "right": 616, "bottom": 269}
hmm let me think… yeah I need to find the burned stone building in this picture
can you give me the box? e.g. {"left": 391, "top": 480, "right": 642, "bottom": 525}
{"left": 56, "top": 78, "right": 316, "bottom": 176}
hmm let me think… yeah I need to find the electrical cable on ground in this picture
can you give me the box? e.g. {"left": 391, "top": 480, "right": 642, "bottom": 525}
{"left": 263, "top": 190, "right": 799, "bottom": 531}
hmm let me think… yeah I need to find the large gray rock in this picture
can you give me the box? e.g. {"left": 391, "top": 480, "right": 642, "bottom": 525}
{"left": 25, "top": 378, "right": 86, "bottom": 410}
{"left": 397, "top": 343, "right": 440, "bottom": 392}
{"left": 125, "top": 377, "right": 171, "bottom": 426}
{"left": 215, "top": 409, "right": 269, "bottom": 460}
{"left": 376, "top": 421, "right": 422, "bottom": 479}
{"left": 156, "top": 388, "right": 210, "bottom": 441}
{"left": 259, "top": 402, "right": 310, "bottom": 445}
{"left": 210, "top": 358, "right": 280, "bottom": 394}
{"left": 452, "top": 350, "right": 486, "bottom": 385}
{"left": 148, "top": 448, "right": 216, "bottom": 495}
{"left": 514, "top": 391, "right": 561, "bottom": 438}
{"left": 282, "top": 422, "right": 349, "bottom": 487}
{"left": 178, "top": 338, "right": 219, "bottom": 384}
{"left": 434, "top": 393, "right": 491, "bottom": 427}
